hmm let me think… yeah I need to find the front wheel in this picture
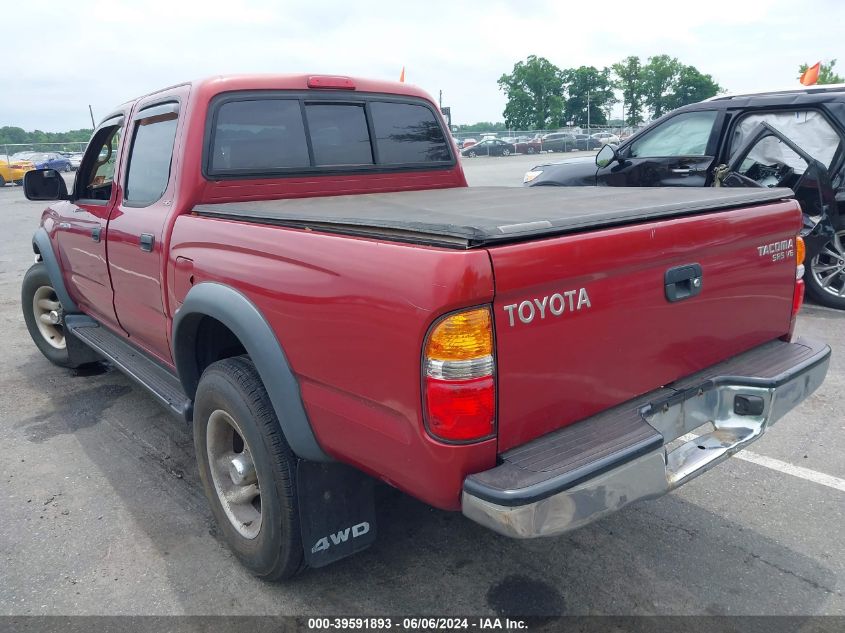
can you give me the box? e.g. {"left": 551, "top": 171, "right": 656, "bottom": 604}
{"left": 805, "top": 231, "right": 845, "bottom": 309}
{"left": 194, "top": 356, "right": 304, "bottom": 580}
{"left": 21, "top": 263, "right": 72, "bottom": 366}
{"left": 501, "top": 148, "right": 511, "bottom": 156}
{"left": 467, "top": 150, "right": 476, "bottom": 157}
{"left": 527, "top": 146, "right": 536, "bottom": 154}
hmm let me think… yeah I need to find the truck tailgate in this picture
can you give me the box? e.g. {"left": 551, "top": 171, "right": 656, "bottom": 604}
{"left": 490, "top": 199, "right": 802, "bottom": 451}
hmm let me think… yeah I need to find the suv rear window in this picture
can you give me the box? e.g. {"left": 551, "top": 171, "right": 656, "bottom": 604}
{"left": 207, "top": 95, "right": 451, "bottom": 176}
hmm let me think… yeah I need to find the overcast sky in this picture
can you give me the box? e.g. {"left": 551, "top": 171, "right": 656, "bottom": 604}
{"left": 3, "top": 0, "right": 842, "bottom": 131}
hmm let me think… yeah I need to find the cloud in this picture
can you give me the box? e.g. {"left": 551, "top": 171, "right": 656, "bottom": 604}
{"left": 2, "top": 0, "right": 843, "bottom": 131}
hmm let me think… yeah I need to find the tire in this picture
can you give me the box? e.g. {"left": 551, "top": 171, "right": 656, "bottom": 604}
{"left": 467, "top": 150, "right": 476, "bottom": 157}
{"left": 527, "top": 147, "right": 536, "bottom": 154}
{"left": 21, "top": 263, "right": 73, "bottom": 367}
{"left": 194, "top": 356, "right": 304, "bottom": 581}
{"left": 804, "top": 230, "right": 845, "bottom": 309}
{"left": 0, "top": 174, "right": 5, "bottom": 187}
{"left": 64, "top": 164, "right": 72, "bottom": 173}
{"left": 501, "top": 148, "right": 511, "bottom": 157}
{"left": 14, "top": 179, "right": 23, "bottom": 186}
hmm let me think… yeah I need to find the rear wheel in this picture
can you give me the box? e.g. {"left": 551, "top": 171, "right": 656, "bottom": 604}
{"left": 0, "top": 175, "right": 5, "bottom": 187}
{"left": 21, "top": 263, "right": 72, "bottom": 367}
{"left": 527, "top": 146, "right": 536, "bottom": 154}
{"left": 501, "top": 148, "right": 511, "bottom": 156}
{"left": 467, "top": 150, "right": 476, "bottom": 157}
{"left": 194, "top": 356, "right": 303, "bottom": 580}
{"left": 805, "top": 230, "right": 845, "bottom": 309}
{"left": 13, "top": 179, "right": 22, "bottom": 186}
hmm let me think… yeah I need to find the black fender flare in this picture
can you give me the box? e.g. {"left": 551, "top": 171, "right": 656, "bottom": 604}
{"left": 172, "top": 282, "right": 329, "bottom": 462}
{"left": 32, "top": 228, "right": 78, "bottom": 312}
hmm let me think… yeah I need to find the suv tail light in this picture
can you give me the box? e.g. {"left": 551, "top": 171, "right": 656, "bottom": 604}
{"left": 423, "top": 307, "right": 495, "bottom": 442}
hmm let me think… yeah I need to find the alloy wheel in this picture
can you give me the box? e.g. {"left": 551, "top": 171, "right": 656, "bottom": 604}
{"left": 810, "top": 231, "right": 845, "bottom": 299}
{"left": 206, "top": 409, "right": 263, "bottom": 539}
{"left": 32, "top": 286, "right": 65, "bottom": 349}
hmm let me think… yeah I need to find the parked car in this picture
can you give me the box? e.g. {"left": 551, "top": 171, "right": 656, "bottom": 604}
{"left": 574, "top": 134, "right": 602, "bottom": 150}
{"left": 28, "top": 152, "right": 72, "bottom": 172}
{"left": 524, "top": 85, "right": 845, "bottom": 309}
{"left": 21, "top": 73, "right": 829, "bottom": 581}
{"left": 461, "top": 138, "right": 515, "bottom": 157}
{"left": 541, "top": 132, "right": 578, "bottom": 152}
{"left": 68, "top": 153, "right": 84, "bottom": 170}
{"left": 0, "top": 158, "right": 34, "bottom": 186}
{"left": 591, "top": 131, "right": 620, "bottom": 144}
{"left": 513, "top": 139, "right": 543, "bottom": 154}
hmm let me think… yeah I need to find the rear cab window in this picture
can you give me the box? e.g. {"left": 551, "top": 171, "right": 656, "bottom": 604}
{"left": 205, "top": 92, "right": 453, "bottom": 177}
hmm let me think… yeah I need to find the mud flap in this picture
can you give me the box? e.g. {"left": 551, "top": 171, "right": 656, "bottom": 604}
{"left": 297, "top": 461, "right": 377, "bottom": 568}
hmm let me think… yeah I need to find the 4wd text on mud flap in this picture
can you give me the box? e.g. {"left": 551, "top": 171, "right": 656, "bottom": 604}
{"left": 311, "top": 522, "right": 371, "bottom": 554}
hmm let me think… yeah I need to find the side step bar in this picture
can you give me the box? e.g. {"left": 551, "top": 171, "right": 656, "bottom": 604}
{"left": 65, "top": 315, "right": 192, "bottom": 421}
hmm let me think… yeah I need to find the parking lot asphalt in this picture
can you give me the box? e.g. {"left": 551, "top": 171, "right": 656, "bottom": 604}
{"left": 0, "top": 159, "right": 843, "bottom": 616}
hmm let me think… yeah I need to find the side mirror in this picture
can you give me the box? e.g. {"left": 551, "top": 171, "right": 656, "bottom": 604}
{"left": 595, "top": 144, "right": 619, "bottom": 168}
{"left": 23, "top": 169, "right": 69, "bottom": 201}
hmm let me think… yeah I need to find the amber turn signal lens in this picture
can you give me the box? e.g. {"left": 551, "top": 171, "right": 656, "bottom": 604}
{"left": 796, "top": 236, "right": 805, "bottom": 266}
{"left": 425, "top": 308, "right": 492, "bottom": 362}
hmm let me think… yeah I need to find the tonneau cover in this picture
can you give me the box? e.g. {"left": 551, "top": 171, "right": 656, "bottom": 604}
{"left": 193, "top": 186, "right": 793, "bottom": 249}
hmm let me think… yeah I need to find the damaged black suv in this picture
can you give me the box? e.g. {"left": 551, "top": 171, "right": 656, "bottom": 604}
{"left": 524, "top": 86, "right": 845, "bottom": 309}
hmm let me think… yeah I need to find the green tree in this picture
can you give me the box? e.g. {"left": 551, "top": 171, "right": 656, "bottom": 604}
{"left": 498, "top": 55, "right": 565, "bottom": 129}
{"left": 612, "top": 56, "right": 645, "bottom": 126}
{"left": 641, "top": 54, "right": 683, "bottom": 118}
{"left": 665, "top": 65, "right": 721, "bottom": 111}
{"left": 799, "top": 59, "right": 844, "bottom": 84}
{"left": 561, "top": 66, "right": 616, "bottom": 127}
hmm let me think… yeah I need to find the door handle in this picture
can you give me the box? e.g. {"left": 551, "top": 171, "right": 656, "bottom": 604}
{"left": 665, "top": 263, "right": 703, "bottom": 302}
{"left": 139, "top": 233, "right": 155, "bottom": 252}
{"left": 670, "top": 168, "right": 691, "bottom": 174}
{"left": 91, "top": 227, "right": 101, "bottom": 242}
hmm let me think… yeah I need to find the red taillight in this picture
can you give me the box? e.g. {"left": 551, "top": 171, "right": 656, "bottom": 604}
{"left": 422, "top": 307, "right": 495, "bottom": 443}
{"left": 784, "top": 236, "right": 806, "bottom": 341}
{"left": 307, "top": 75, "right": 356, "bottom": 90}
{"left": 424, "top": 375, "right": 495, "bottom": 441}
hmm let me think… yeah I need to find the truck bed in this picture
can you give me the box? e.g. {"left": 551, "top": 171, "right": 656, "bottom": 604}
{"left": 193, "top": 186, "right": 792, "bottom": 248}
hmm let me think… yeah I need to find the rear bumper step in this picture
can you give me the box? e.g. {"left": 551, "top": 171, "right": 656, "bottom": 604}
{"left": 462, "top": 337, "right": 830, "bottom": 538}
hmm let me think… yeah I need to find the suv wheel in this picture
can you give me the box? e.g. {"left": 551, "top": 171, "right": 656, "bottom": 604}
{"left": 194, "top": 356, "right": 303, "bottom": 580}
{"left": 21, "top": 263, "right": 72, "bottom": 366}
{"left": 805, "top": 231, "right": 845, "bottom": 309}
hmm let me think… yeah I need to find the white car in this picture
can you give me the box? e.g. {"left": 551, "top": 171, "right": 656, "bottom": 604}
{"left": 591, "top": 132, "right": 620, "bottom": 145}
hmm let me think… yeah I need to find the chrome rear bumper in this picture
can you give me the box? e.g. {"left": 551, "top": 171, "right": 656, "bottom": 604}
{"left": 462, "top": 337, "right": 830, "bottom": 539}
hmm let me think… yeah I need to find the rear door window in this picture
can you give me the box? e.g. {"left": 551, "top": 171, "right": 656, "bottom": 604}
{"left": 729, "top": 110, "right": 841, "bottom": 169}
{"left": 125, "top": 111, "right": 178, "bottom": 205}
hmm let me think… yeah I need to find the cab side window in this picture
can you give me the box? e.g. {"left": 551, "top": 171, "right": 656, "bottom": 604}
{"left": 77, "top": 125, "right": 123, "bottom": 202}
{"left": 629, "top": 111, "right": 718, "bottom": 158}
{"left": 125, "top": 107, "right": 179, "bottom": 205}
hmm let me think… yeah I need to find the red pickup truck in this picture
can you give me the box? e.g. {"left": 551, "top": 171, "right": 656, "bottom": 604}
{"left": 21, "top": 74, "right": 830, "bottom": 580}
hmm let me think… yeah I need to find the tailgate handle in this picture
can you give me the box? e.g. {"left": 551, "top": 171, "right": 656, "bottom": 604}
{"left": 665, "top": 263, "right": 702, "bottom": 302}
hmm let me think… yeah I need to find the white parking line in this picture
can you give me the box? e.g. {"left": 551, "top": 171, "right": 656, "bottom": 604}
{"left": 678, "top": 433, "right": 845, "bottom": 493}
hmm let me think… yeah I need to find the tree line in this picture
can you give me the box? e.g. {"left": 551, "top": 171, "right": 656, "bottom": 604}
{"left": 498, "top": 54, "right": 722, "bottom": 130}
{"left": 0, "top": 126, "right": 92, "bottom": 146}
